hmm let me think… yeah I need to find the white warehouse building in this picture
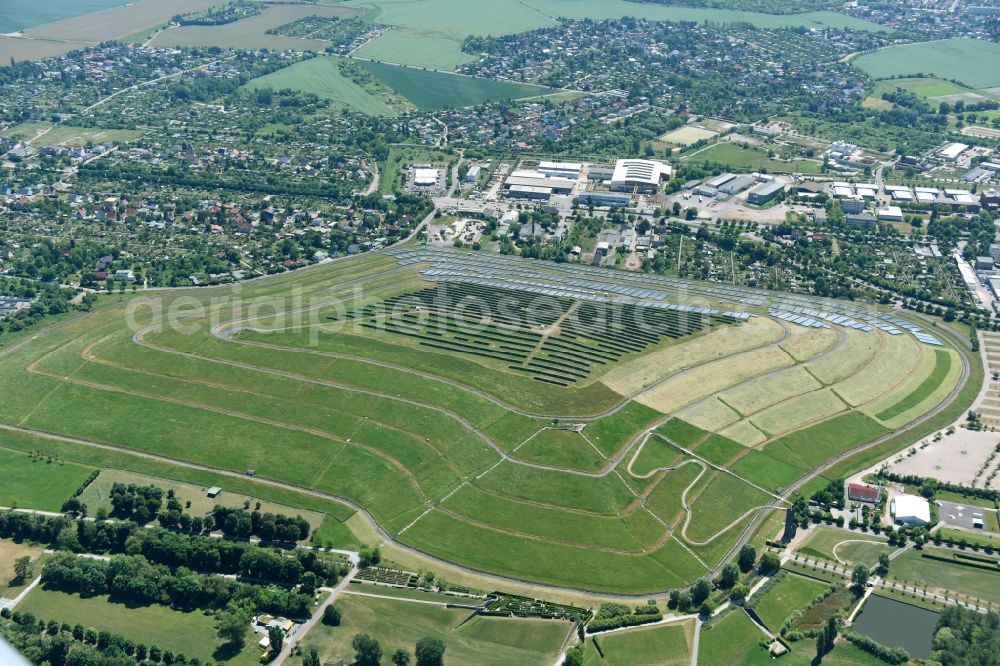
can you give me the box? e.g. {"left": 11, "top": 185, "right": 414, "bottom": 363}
{"left": 537, "top": 161, "right": 583, "bottom": 180}
{"left": 891, "top": 494, "right": 931, "bottom": 526}
{"left": 413, "top": 168, "right": 439, "bottom": 186}
{"left": 609, "top": 159, "right": 672, "bottom": 194}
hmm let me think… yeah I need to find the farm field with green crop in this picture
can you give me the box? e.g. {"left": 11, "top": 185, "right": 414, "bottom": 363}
{"left": 243, "top": 56, "right": 398, "bottom": 116}
{"left": 354, "top": 60, "right": 559, "bottom": 110}
{"left": 354, "top": 29, "right": 477, "bottom": 70}
{"left": 853, "top": 39, "right": 1000, "bottom": 90}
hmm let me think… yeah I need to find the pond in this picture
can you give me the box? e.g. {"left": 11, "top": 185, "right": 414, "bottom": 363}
{"left": 852, "top": 594, "right": 940, "bottom": 660}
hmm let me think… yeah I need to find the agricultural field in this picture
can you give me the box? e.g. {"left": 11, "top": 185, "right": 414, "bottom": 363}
{"left": 242, "top": 56, "right": 399, "bottom": 116}
{"left": 0, "top": 446, "right": 95, "bottom": 512}
{"left": 149, "top": 4, "right": 362, "bottom": 52}
{"left": 301, "top": 593, "right": 570, "bottom": 666}
{"left": 581, "top": 620, "right": 694, "bottom": 665}
{"left": 21, "top": 0, "right": 219, "bottom": 42}
{"left": 19, "top": 588, "right": 261, "bottom": 665}
{"left": 853, "top": 39, "right": 1000, "bottom": 90}
{"left": 354, "top": 60, "right": 560, "bottom": 110}
{"left": 0, "top": 244, "right": 968, "bottom": 595}
{"left": 354, "top": 29, "right": 477, "bottom": 71}
{"left": 0, "top": 0, "right": 126, "bottom": 34}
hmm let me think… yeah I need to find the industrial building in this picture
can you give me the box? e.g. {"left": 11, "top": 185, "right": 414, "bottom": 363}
{"left": 717, "top": 175, "right": 756, "bottom": 195}
{"left": 537, "top": 161, "right": 583, "bottom": 180}
{"left": 746, "top": 181, "right": 784, "bottom": 205}
{"left": 464, "top": 165, "right": 482, "bottom": 183}
{"left": 578, "top": 192, "right": 632, "bottom": 208}
{"left": 846, "top": 213, "right": 876, "bottom": 228}
{"left": 891, "top": 494, "right": 930, "bottom": 526}
{"left": 840, "top": 197, "right": 865, "bottom": 214}
{"left": 587, "top": 165, "right": 615, "bottom": 182}
{"left": 939, "top": 142, "right": 969, "bottom": 161}
{"left": 507, "top": 185, "right": 552, "bottom": 201}
{"left": 413, "top": 167, "right": 439, "bottom": 187}
{"left": 975, "top": 256, "right": 995, "bottom": 271}
{"left": 877, "top": 206, "right": 903, "bottom": 222}
{"left": 706, "top": 173, "right": 736, "bottom": 189}
{"left": 855, "top": 185, "right": 877, "bottom": 199}
{"left": 504, "top": 170, "right": 575, "bottom": 194}
{"left": 609, "top": 159, "right": 672, "bottom": 194}
{"left": 983, "top": 189, "right": 1000, "bottom": 210}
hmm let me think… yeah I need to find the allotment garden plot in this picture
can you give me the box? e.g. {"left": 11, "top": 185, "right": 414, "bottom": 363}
{"left": 0, "top": 244, "right": 966, "bottom": 594}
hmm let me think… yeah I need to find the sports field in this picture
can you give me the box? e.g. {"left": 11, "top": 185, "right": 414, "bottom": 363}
{"left": 243, "top": 57, "right": 398, "bottom": 116}
{"left": 659, "top": 126, "right": 718, "bottom": 146}
{"left": 0, "top": 243, "right": 966, "bottom": 595}
{"left": 853, "top": 39, "right": 1000, "bottom": 90}
{"left": 354, "top": 60, "right": 559, "bottom": 110}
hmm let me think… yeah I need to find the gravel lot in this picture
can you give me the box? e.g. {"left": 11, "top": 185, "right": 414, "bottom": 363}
{"left": 888, "top": 429, "right": 1000, "bottom": 489}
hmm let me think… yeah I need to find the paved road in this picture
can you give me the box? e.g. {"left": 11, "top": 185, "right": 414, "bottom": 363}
{"left": 275, "top": 568, "right": 356, "bottom": 665}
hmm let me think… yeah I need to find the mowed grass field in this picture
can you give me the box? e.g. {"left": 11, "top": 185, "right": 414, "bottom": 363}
{"left": 0, "top": 446, "right": 95, "bottom": 511}
{"left": 243, "top": 57, "right": 398, "bottom": 116}
{"left": 19, "top": 588, "right": 260, "bottom": 665}
{"left": 853, "top": 39, "right": 1000, "bottom": 90}
{"left": 301, "top": 593, "right": 569, "bottom": 665}
{"left": 887, "top": 550, "right": 1000, "bottom": 605}
{"left": 682, "top": 141, "right": 821, "bottom": 174}
{"left": 582, "top": 620, "right": 694, "bottom": 666}
{"left": 355, "top": 60, "right": 559, "bottom": 110}
{"left": 797, "top": 527, "right": 892, "bottom": 569}
{"left": 752, "top": 572, "right": 830, "bottom": 631}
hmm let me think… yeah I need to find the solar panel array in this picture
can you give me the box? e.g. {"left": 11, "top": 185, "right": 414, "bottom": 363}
{"left": 385, "top": 246, "right": 943, "bottom": 345}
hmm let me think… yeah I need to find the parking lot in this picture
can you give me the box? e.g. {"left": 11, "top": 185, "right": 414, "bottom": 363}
{"left": 937, "top": 500, "right": 995, "bottom": 530}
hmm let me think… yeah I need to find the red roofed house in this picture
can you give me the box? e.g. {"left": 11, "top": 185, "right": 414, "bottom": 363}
{"left": 848, "top": 483, "right": 881, "bottom": 504}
